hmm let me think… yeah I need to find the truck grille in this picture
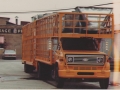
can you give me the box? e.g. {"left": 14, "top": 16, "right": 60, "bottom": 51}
{"left": 66, "top": 54, "right": 105, "bottom": 65}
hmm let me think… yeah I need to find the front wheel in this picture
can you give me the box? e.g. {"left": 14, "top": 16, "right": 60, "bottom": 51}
{"left": 99, "top": 78, "right": 109, "bottom": 89}
{"left": 55, "top": 65, "right": 65, "bottom": 88}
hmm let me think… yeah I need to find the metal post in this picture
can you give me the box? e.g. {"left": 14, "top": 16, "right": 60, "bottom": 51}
{"left": 112, "top": 0, "right": 120, "bottom": 86}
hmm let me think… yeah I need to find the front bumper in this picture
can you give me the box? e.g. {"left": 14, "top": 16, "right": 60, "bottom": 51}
{"left": 59, "top": 70, "right": 110, "bottom": 78}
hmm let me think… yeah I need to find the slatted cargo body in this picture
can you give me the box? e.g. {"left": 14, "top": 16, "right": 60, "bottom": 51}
{"left": 34, "top": 14, "right": 59, "bottom": 65}
{"left": 22, "top": 22, "right": 36, "bottom": 64}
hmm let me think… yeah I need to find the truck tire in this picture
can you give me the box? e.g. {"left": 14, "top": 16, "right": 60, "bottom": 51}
{"left": 37, "top": 62, "right": 52, "bottom": 80}
{"left": 24, "top": 63, "right": 34, "bottom": 73}
{"left": 44, "top": 65, "right": 52, "bottom": 80}
{"left": 99, "top": 78, "right": 109, "bottom": 89}
{"left": 37, "top": 62, "right": 44, "bottom": 80}
{"left": 55, "top": 65, "right": 65, "bottom": 88}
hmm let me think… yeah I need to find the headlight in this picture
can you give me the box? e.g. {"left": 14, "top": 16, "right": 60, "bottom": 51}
{"left": 97, "top": 57, "right": 104, "bottom": 63}
{"left": 68, "top": 57, "right": 73, "bottom": 62}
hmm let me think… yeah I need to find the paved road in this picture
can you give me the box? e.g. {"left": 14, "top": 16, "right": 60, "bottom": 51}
{"left": 0, "top": 59, "right": 119, "bottom": 89}
{"left": 0, "top": 59, "right": 56, "bottom": 89}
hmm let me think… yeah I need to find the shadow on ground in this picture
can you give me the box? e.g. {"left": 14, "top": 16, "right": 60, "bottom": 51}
{"left": 21, "top": 72, "right": 100, "bottom": 89}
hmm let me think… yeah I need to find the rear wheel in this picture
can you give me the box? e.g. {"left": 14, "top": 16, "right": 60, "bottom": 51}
{"left": 24, "top": 63, "right": 34, "bottom": 73}
{"left": 37, "top": 62, "right": 52, "bottom": 80}
{"left": 55, "top": 65, "right": 65, "bottom": 88}
{"left": 99, "top": 78, "right": 109, "bottom": 89}
{"left": 2, "top": 57, "right": 5, "bottom": 60}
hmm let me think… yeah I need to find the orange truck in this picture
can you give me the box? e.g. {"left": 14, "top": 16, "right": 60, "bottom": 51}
{"left": 22, "top": 7, "right": 113, "bottom": 89}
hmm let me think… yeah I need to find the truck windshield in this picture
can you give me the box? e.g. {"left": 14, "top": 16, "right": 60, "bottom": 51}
{"left": 61, "top": 38, "right": 98, "bottom": 50}
{"left": 77, "top": 7, "right": 113, "bottom": 27}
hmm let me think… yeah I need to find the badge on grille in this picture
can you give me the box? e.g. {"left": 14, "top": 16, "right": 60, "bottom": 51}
{"left": 97, "top": 58, "right": 103, "bottom": 63}
{"left": 82, "top": 58, "right": 88, "bottom": 61}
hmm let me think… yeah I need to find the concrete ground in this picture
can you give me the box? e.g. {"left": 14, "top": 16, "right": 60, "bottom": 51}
{"left": 0, "top": 59, "right": 56, "bottom": 89}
